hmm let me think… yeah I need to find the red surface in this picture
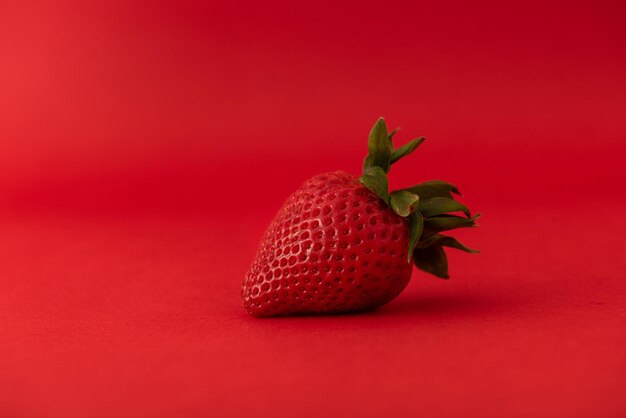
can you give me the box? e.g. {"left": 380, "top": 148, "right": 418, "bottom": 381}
{"left": 1, "top": 1, "right": 625, "bottom": 417}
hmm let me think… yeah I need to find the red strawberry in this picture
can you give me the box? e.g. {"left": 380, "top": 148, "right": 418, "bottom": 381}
{"left": 242, "top": 118, "right": 479, "bottom": 317}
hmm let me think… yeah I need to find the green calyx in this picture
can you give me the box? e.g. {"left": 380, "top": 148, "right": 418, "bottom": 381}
{"left": 359, "top": 117, "right": 480, "bottom": 279}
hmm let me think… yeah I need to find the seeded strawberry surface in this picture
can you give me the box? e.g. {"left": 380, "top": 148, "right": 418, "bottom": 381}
{"left": 242, "top": 171, "right": 412, "bottom": 317}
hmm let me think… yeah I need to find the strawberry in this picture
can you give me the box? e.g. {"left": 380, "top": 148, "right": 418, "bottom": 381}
{"left": 242, "top": 118, "right": 479, "bottom": 317}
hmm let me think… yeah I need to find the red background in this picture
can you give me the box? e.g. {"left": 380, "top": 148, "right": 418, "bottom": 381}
{"left": 1, "top": 1, "right": 625, "bottom": 417}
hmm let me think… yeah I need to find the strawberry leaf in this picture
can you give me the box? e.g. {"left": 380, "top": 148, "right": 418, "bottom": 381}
{"left": 359, "top": 166, "right": 389, "bottom": 204}
{"left": 388, "top": 127, "right": 400, "bottom": 140}
{"left": 413, "top": 245, "right": 449, "bottom": 279}
{"left": 358, "top": 118, "right": 480, "bottom": 279}
{"left": 389, "top": 190, "right": 419, "bottom": 217}
{"left": 407, "top": 210, "right": 424, "bottom": 262}
{"left": 363, "top": 117, "right": 392, "bottom": 174}
{"left": 423, "top": 213, "right": 481, "bottom": 234}
{"left": 419, "top": 197, "right": 471, "bottom": 218}
{"left": 402, "top": 180, "right": 460, "bottom": 200}
{"left": 417, "top": 234, "right": 479, "bottom": 253}
{"left": 390, "top": 137, "right": 425, "bottom": 164}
